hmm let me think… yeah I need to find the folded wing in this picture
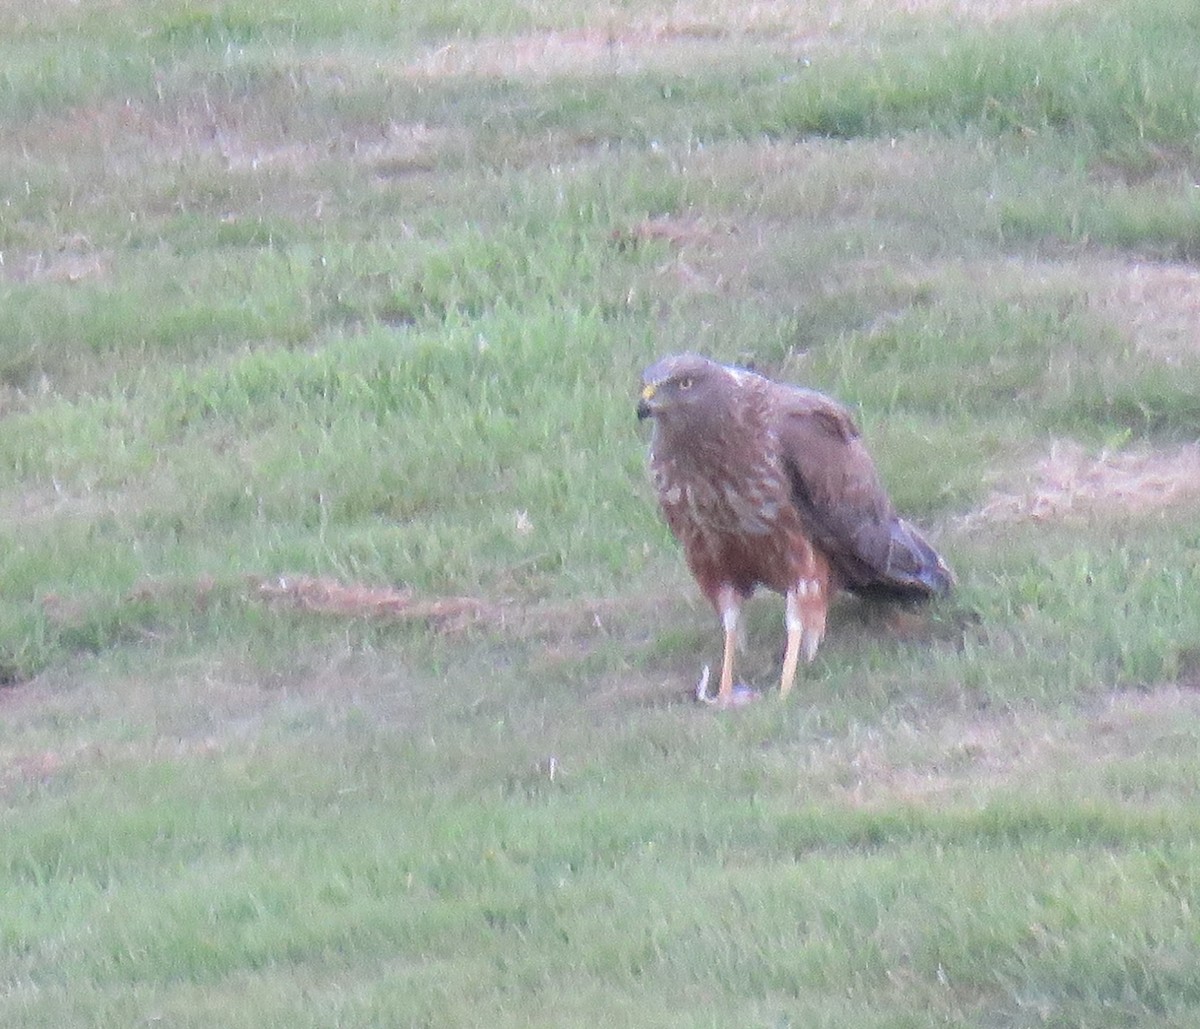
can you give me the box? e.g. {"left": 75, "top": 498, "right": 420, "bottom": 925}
{"left": 771, "top": 385, "right": 953, "bottom": 601}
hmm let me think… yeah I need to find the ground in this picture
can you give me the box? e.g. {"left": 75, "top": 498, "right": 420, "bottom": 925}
{"left": 3, "top": 0, "right": 1200, "bottom": 1025}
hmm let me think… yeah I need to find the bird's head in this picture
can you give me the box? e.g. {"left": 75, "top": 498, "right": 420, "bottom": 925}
{"left": 637, "top": 353, "right": 731, "bottom": 425}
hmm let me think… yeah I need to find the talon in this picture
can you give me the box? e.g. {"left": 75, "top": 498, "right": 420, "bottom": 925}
{"left": 727, "top": 683, "right": 760, "bottom": 707}
{"left": 697, "top": 682, "right": 761, "bottom": 708}
{"left": 694, "top": 666, "right": 759, "bottom": 708}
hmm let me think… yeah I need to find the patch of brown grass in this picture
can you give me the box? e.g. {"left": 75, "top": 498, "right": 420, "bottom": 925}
{"left": 1094, "top": 261, "right": 1200, "bottom": 364}
{"left": 251, "top": 575, "right": 497, "bottom": 631}
{"left": 915, "top": 258, "right": 1200, "bottom": 364}
{"left": 247, "top": 574, "right": 654, "bottom": 646}
{"left": 0, "top": 748, "right": 64, "bottom": 793}
{"left": 396, "top": 3, "right": 823, "bottom": 82}
{"left": 610, "top": 214, "right": 743, "bottom": 295}
{"left": 400, "top": 30, "right": 715, "bottom": 81}
{"left": 396, "top": 0, "right": 1078, "bottom": 80}
{"left": 11, "top": 90, "right": 460, "bottom": 185}
{"left": 0, "top": 238, "right": 109, "bottom": 284}
{"left": 823, "top": 686, "right": 1200, "bottom": 807}
{"left": 612, "top": 214, "right": 738, "bottom": 251}
{"left": 970, "top": 441, "right": 1200, "bottom": 525}
{"left": 874, "top": 0, "right": 1079, "bottom": 18}
{"left": 216, "top": 120, "right": 460, "bottom": 179}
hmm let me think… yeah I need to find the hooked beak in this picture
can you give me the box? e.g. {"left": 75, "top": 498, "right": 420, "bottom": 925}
{"left": 636, "top": 382, "right": 657, "bottom": 421}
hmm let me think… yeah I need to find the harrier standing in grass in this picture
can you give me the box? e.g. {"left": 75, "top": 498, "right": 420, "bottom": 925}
{"left": 637, "top": 354, "right": 953, "bottom": 707}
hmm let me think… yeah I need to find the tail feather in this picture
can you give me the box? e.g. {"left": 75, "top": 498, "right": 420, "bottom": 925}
{"left": 852, "top": 518, "right": 954, "bottom": 602}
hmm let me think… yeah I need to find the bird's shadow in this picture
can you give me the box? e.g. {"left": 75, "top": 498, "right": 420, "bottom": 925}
{"left": 632, "top": 592, "right": 980, "bottom": 708}
{"left": 732, "top": 592, "right": 979, "bottom": 672}
{"left": 836, "top": 595, "right": 980, "bottom": 649}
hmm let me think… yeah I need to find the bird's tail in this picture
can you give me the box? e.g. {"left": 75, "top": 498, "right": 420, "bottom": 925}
{"left": 857, "top": 518, "right": 954, "bottom": 602}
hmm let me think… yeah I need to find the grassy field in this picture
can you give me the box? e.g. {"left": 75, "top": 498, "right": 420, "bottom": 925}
{"left": 3, "top": 0, "right": 1200, "bottom": 1024}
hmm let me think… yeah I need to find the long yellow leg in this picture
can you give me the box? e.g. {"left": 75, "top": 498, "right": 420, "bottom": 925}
{"left": 802, "top": 586, "right": 827, "bottom": 664}
{"left": 715, "top": 586, "right": 740, "bottom": 705}
{"left": 780, "top": 578, "right": 827, "bottom": 698}
{"left": 779, "top": 587, "right": 804, "bottom": 699}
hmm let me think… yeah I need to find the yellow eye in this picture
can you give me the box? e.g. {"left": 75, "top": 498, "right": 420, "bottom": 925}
{"left": 678, "top": 377, "right": 694, "bottom": 391}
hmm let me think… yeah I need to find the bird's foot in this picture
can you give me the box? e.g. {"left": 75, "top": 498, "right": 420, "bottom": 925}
{"left": 694, "top": 666, "right": 759, "bottom": 708}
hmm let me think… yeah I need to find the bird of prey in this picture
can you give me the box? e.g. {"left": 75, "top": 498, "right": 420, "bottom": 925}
{"left": 637, "top": 353, "right": 953, "bottom": 707}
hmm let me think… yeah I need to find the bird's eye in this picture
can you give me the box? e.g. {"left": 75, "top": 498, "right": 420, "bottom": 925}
{"left": 678, "top": 377, "right": 694, "bottom": 391}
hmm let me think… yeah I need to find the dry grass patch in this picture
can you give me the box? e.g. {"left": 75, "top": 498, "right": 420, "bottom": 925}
{"left": 822, "top": 685, "right": 1200, "bottom": 807}
{"left": 400, "top": 29, "right": 800, "bottom": 81}
{"left": 0, "top": 243, "right": 109, "bottom": 285}
{"left": 611, "top": 213, "right": 744, "bottom": 296}
{"left": 0, "top": 0, "right": 132, "bottom": 33}
{"left": 913, "top": 258, "right": 1200, "bottom": 364}
{"left": 596, "top": 136, "right": 994, "bottom": 301}
{"left": 868, "top": 0, "right": 1081, "bottom": 19}
{"left": 252, "top": 575, "right": 497, "bottom": 630}
{"left": 398, "top": 0, "right": 1081, "bottom": 81}
{"left": 11, "top": 97, "right": 214, "bottom": 171}
{"left": 213, "top": 118, "right": 461, "bottom": 178}
{"left": 398, "top": 2, "right": 830, "bottom": 82}
{"left": 711, "top": 135, "right": 968, "bottom": 206}
{"left": 970, "top": 441, "right": 1200, "bottom": 525}
{"left": 249, "top": 573, "right": 667, "bottom": 649}
{"left": 1094, "top": 261, "right": 1200, "bottom": 364}
{"left": 10, "top": 92, "right": 460, "bottom": 182}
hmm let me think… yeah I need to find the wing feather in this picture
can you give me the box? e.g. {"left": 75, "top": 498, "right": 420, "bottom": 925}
{"left": 771, "top": 384, "right": 951, "bottom": 598}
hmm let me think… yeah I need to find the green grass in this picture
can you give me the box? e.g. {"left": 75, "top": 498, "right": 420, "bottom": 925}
{"left": 4, "top": 0, "right": 1200, "bottom": 1024}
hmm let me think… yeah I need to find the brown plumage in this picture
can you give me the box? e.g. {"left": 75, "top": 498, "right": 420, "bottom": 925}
{"left": 637, "top": 353, "right": 953, "bottom": 706}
